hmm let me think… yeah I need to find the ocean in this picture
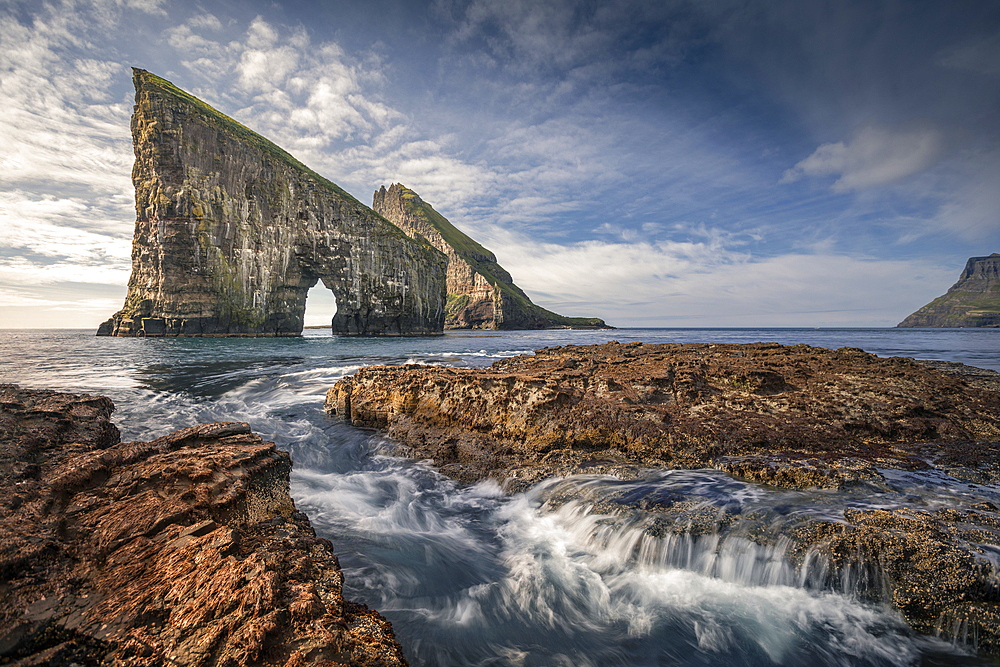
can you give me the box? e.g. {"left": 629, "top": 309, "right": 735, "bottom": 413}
{"left": 2, "top": 327, "right": 999, "bottom": 666}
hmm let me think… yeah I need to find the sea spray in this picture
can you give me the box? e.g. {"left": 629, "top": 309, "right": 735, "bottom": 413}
{"left": 295, "top": 464, "right": 984, "bottom": 665}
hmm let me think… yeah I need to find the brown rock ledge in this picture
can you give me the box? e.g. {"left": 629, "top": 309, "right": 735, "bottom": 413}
{"left": 325, "top": 341, "right": 1000, "bottom": 489}
{"left": 325, "top": 342, "right": 1000, "bottom": 653}
{"left": 0, "top": 384, "right": 406, "bottom": 667}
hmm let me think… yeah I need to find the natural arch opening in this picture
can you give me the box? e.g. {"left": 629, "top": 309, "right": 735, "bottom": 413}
{"left": 303, "top": 285, "right": 338, "bottom": 329}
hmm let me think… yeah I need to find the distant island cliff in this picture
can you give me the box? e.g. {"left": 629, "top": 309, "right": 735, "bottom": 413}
{"left": 373, "top": 183, "right": 609, "bottom": 330}
{"left": 898, "top": 254, "right": 1000, "bottom": 327}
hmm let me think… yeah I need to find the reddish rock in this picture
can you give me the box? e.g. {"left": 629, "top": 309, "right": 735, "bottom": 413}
{"left": 326, "top": 341, "right": 1000, "bottom": 489}
{"left": 0, "top": 384, "right": 406, "bottom": 666}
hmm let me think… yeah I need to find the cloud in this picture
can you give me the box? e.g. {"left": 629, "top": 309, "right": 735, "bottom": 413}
{"left": 0, "top": 0, "right": 172, "bottom": 332}
{"left": 780, "top": 126, "right": 946, "bottom": 192}
{"left": 488, "top": 231, "right": 957, "bottom": 327}
{"left": 0, "top": 191, "right": 132, "bottom": 264}
{"left": 0, "top": 283, "right": 128, "bottom": 328}
{"left": 440, "top": 0, "right": 700, "bottom": 80}
{"left": 2, "top": 1, "right": 994, "bottom": 330}
{"left": 0, "top": 257, "right": 131, "bottom": 287}
{"left": 938, "top": 32, "right": 1000, "bottom": 77}
{"left": 171, "top": 17, "right": 403, "bottom": 159}
{"left": 934, "top": 165, "right": 1000, "bottom": 241}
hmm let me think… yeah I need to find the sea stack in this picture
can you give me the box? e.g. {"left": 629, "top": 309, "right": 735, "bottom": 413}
{"left": 898, "top": 254, "right": 1000, "bottom": 327}
{"left": 98, "top": 69, "right": 446, "bottom": 337}
{"left": 373, "top": 183, "right": 608, "bottom": 330}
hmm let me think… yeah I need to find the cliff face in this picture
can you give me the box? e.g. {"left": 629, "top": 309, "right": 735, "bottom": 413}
{"left": 373, "top": 184, "right": 607, "bottom": 330}
{"left": 898, "top": 254, "right": 1000, "bottom": 327}
{"left": 98, "top": 70, "right": 446, "bottom": 337}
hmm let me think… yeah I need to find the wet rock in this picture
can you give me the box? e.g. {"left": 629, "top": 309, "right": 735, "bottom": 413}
{"left": 325, "top": 341, "right": 1000, "bottom": 655}
{"left": 0, "top": 384, "right": 407, "bottom": 666}
{"left": 326, "top": 342, "right": 1000, "bottom": 489}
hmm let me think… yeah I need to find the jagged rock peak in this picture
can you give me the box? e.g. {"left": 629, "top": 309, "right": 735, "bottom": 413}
{"left": 898, "top": 253, "right": 1000, "bottom": 327}
{"left": 373, "top": 182, "right": 609, "bottom": 330}
{"left": 98, "top": 70, "right": 446, "bottom": 337}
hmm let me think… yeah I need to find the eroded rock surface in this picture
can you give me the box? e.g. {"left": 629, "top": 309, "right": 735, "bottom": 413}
{"left": 0, "top": 384, "right": 406, "bottom": 666}
{"left": 325, "top": 342, "right": 1000, "bottom": 652}
{"left": 99, "top": 70, "right": 446, "bottom": 337}
{"left": 326, "top": 341, "right": 1000, "bottom": 488}
{"left": 373, "top": 184, "right": 606, "bottom": 330}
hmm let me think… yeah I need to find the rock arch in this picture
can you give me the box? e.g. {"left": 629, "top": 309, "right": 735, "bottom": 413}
{"left": 98, "top": 69, "right": 445, "bottom": 337}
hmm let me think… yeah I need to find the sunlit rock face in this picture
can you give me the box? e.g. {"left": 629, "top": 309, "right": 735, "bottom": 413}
{"left": 898, "top": 253, "right": 1000, "bottom": 328}
{"left": 0, "top": 385, "right": 408, "bottom": 665}
{"left": 98, "top": 69, "right": 446, "bottom": 337}
{"left": 373, "top": 183, "right": 608, "bottom": 330}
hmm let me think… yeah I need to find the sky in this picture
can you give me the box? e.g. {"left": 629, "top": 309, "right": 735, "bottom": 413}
{"left": 1, "top": 0, "right": 998, "bottom": 328}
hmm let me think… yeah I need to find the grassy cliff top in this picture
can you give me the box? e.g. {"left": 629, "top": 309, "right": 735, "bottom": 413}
{"left": 396, "top": 184, "right": 606, "bottom": 328}
{"left": 134, "top": 69, "right": 364, "bottom": 206}
{"left": 133, "top": 69, "right": 445, "bottom": 264}
{"left": 397, "top": 188, "right": 491, "bottom": 257}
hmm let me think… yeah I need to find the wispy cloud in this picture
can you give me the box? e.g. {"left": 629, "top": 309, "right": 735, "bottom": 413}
{"left": 780, "top": 125, "right": 947, "bottom": 192}
{"left": 938, "top": 31, "right": 1000, "bottom": 77}
{"left": 490, "top": 231, "right": 957, "bottom": 327}
{"left": 0, "top": 1, "right": 143, "bottom": 320}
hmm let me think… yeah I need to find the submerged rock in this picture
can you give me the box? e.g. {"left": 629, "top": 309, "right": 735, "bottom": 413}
{"left": 99, "top": 69, "right": 446, "bottom": 338}
{"left": 0, "top": 384, "right": 407, "bottom": 666}
{"left": 899, "top": 253, "right": 1000, "bottom": 327}
{"left": 373, "top": 183, "right": 608, "bottom": 330}
{"left": 325, "top": 341, "right": 1000, "bottom": 654}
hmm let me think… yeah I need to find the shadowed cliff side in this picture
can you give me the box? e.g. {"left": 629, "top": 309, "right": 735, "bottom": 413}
{"left": 898, "top": 254, "right": 1000, "bottom": 327}
{"left": 373, "top": 183, "right": 608, "bottom": 330}
{"left": 98, "top": 69, "right": 446, "bottom": 337}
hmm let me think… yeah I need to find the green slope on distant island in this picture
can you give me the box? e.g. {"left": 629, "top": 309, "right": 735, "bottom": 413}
{"left": 898, "top": 253, "right": 1000, "bottom": 327}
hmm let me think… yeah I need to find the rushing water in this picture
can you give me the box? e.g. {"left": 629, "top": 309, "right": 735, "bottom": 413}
{"left": 2, "top": 327, "right": 1000, "bottom": 666}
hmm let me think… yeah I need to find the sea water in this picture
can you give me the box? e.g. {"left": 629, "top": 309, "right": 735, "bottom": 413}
{"left": 2, "top": 327, "right": 999, "bottom": 666}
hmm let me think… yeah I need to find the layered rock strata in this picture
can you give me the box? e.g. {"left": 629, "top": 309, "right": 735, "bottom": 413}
{"left": 326, "top": 342, "right": 1000, "bottom": 653}
{"left": 0, "top": 384, "right": 407, "bottom": 666}
{"left": 899, "top": 253, "right": 1000, "bottom": 327}
{"left": 373, "top": 184, "right": 607, "bottom": 329}
{"left": 99, "top": 70, "right": 446, "bottom": 337}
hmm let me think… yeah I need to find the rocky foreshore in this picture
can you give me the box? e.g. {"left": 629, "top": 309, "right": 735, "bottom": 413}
{"left": 0, "top": 384, "right": 406, "bottom": 666}
{"left": 326, "top": 341, "right": 1000, "bottom": 654}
